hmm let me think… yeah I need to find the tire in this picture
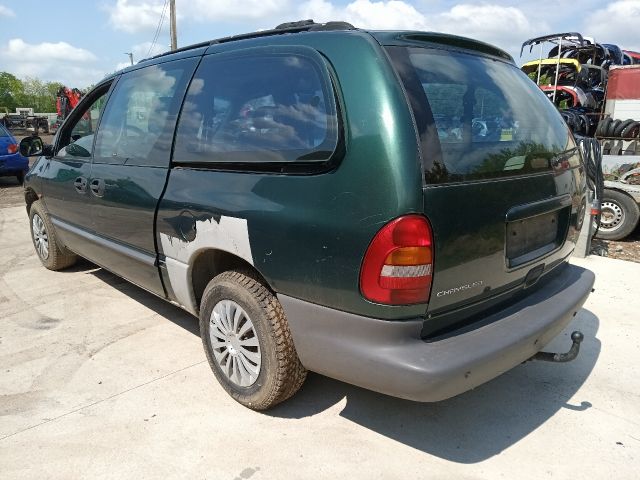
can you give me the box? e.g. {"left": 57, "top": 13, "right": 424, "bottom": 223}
{"left": 607, "top": 119, "right": 621, "bottom": 138}
{"left": 561, "top": 112, "right": 577, "bottom": 133}
{"left": 578, "top": 114, "right": 590, "bottom": 136}
{"left": 15, "top": 171, "right": 25, "bottom": 185}
{"left": 613, "top": 119, "right": 635, "bottom": 138}
{"left": 199, "top": 270, "right": 307, "bottom": 410}
{"left": 620, "top": 121, "right": 640, "bottom": 139}
{"left": 595, "top": 189, "right": 640, "bottom": 240}
{"left": 29, "top": 200, "right": 77, "bottom": 270}
{"left": 595, "top": 117, "right": 612, "bottom": 137}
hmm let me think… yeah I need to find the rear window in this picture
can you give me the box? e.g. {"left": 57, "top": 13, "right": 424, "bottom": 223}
{"left": 387, "top": 47, "right": 579, "bottom": 183}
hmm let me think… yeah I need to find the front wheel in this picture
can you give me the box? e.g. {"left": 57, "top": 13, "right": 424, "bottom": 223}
{"left": 596, "top": 190, "right": 640, "bottom": 240}
{"left": 29, "top": 200, "right": 77, "bottom": 270}
{"left": 199, "top": 271, "right": 306, "bottom": 410}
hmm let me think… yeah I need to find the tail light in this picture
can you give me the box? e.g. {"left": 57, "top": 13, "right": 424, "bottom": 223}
{"left": 7, "top": 143, "right": 18, "bottom": 154}
{"left": 360, "top": 215, "right": 434, "bottom": 305}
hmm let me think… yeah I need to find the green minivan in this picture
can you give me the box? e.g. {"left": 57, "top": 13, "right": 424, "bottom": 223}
{"left": 22, "top": 21, "right": 595, "bottom": 410}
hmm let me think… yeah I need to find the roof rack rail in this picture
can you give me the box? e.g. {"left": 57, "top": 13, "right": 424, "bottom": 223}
{"left": 140, "top": 19, "right": 356, "bottom": 63}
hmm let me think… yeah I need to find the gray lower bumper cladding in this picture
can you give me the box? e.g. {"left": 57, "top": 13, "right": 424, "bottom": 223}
{"left": 279, "top": 264, "right": 595, "bottom": 402}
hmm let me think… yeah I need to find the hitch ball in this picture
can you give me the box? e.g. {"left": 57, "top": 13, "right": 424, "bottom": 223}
{"left": 532, "top": 330, "right": 584, "bottom": 363}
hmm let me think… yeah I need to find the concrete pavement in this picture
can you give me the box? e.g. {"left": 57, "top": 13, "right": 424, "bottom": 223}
{"left": 0, "top": 202, "right": 638, "bottom": 479}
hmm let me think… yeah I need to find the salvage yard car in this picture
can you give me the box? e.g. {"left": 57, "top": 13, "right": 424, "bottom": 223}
{"left": 20, "top": 21, "right": 595, "bottom": 410}
{"left": 0, "top": 123, "right": 29, "bottom": 184}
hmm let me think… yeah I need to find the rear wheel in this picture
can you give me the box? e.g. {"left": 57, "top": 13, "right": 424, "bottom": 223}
{"left": 199, "top": 271, "right": 306, "bottom": 410}
{"left": 29, "top": 200, "right": 77, "bottom": 270}
{"left": 596, "top": 189, "right": 640, "bottom": 240}
{"left": 15, "top": 171, "right": 24, "bottom": 185}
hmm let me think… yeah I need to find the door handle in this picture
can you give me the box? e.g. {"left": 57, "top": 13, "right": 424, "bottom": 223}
{"left": 73, "top": 176, "right": 87, "bottom": 194}
{"left": 90, "top": 178, "right": 105, "bottom": 197}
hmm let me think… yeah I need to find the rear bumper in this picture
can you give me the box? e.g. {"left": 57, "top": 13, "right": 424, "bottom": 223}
{"left": 279, "top": 263, "right": 595, "bottom": 402}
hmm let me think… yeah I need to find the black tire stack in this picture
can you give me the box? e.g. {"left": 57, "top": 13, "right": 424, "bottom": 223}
{"left": 595, "top": 117, "right": 640, "bottom": 139}
{"left": 559, "top": 108, "right": 597, "bottom": 137}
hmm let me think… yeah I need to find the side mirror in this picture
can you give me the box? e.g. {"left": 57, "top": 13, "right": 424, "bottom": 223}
{"left": 19, "top": 136, "right": 44, "bottom": 157}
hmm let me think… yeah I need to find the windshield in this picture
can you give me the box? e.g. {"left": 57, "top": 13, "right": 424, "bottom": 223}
{"left": 387, "top": 46, "right": 578, "bottom": 183}
{"left": 0, "top": 123, "right": 11, "bottom": 137}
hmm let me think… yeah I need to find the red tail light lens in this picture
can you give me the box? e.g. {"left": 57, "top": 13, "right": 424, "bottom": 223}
{"left": 360, "top": 215, "right": 434, "bottom": 305}
{"left": 7, "top": 143, "right": 18, "bottom": 154}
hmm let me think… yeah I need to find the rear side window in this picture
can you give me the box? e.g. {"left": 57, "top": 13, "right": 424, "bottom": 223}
{"left": 387, "top": 47, "right": 579, "bottom": 184}
{"left": 173, "top": 47, "right": 339, "bottom": 166}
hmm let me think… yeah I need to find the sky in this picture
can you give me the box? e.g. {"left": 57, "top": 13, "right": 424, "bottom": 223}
{"left": 0, "top": 0, "right": 639, "bottom": 88}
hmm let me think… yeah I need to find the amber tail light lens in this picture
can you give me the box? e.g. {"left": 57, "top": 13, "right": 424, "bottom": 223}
{"left": 360, "top": 215, "right": 434, "bottom": 305}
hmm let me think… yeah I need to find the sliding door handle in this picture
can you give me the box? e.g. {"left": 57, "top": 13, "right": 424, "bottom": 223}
{"left": 90, "top": 178, "right": 105, "bottom": 197}
{"left": 73, "top": 176, "right": 87, "bottom": 194}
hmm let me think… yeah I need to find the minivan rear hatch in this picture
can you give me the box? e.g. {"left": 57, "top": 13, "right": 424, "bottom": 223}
{"left": 386, "top": 42, "right": 584, "bottom": 329}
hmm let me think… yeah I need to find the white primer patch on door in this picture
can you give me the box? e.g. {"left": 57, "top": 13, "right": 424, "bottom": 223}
{"left": 159, "top": 216, "right": 254, "bottom": 314}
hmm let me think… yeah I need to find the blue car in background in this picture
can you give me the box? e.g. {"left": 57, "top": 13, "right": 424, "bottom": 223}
{"left": 0, "top": 123, "right": 29, "bottom": 184}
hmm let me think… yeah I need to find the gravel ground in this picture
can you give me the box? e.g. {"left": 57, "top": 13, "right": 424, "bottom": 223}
{"left": 0, "top": 168, "right": 27, "bottom": 208}
{"left": 592, "top": 227, "right": 640, "bottom": 264}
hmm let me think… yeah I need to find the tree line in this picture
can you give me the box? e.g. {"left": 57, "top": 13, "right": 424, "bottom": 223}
{"left": 0, "top": 72, "right": 89, "bottom": 114}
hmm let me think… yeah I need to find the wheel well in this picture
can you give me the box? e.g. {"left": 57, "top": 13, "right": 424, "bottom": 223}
{"left": 191, "top": 249, "right": 271, "bottom": 309}
{"left": 24, "top": 188, "right": 38, "bottom": 214}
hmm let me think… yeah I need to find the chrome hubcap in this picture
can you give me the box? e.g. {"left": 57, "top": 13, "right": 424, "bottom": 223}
{"left": 600, "top": 201, "right": 624, "bottom": 231}
{"left": 209, "top": 299, "right": 261, "bottom": 387}
{"left": 32, "top": 214, "right": 49, "bottom": 260}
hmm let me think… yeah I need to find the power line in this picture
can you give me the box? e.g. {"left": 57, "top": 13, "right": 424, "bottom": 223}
{"left": 147, "top": 0, "right": 169, "bottom": 57}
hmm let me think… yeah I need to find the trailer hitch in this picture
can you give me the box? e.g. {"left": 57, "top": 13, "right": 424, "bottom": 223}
{"left": 531, "top": 331, "right": 584, "bottom": 363}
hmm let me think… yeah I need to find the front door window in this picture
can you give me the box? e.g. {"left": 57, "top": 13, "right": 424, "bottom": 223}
{"left": 57, "top": 87, "right": 109, "bottom": 159}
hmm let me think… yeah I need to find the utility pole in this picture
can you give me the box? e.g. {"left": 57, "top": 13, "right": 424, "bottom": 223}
{"left": 169, "top": 0, "right": 177, "bottom": 51}
{"left": 125, "top": 52, "right": 134, "bottom": 65}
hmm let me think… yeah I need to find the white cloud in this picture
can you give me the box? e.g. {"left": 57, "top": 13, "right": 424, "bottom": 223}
{"left": 115, "top": 41, "right": 168, "bottom": 71}
{"left": 182, "top": 0, "right": 292, "bottom": 22}
{"left": 115, "top": 61, "right": 133, "bottom": 71}
{"left": 299, "top": 1, "right": 540, "bottom": 57}
{"left": 3, "top": 39, "right": 97, "bottom": 62}
{"left": 584, "top": 1, "right": 640, "bottom": 51}
{"left": 0, "top": 39, "right": 103, "bottom": 87}
{"left": 435, "top": 4, "right": 544, "bottom": 52}
{"left": 106, "top": 0, "right": 292, "bottom": 32}
{"left": 0, "top": 4, "right": 15, "bottom": 17}
{"left": 106, "top": 0, "right": 167, "bottom": 33}
{"left": 102, "top": 0, "right": 549, "bottom": 59}
{"left": 131, "top": 40, "right": 168, "bottom": 58}
{"left": 302, "top": 0, "right": 428, "bottom": 29}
